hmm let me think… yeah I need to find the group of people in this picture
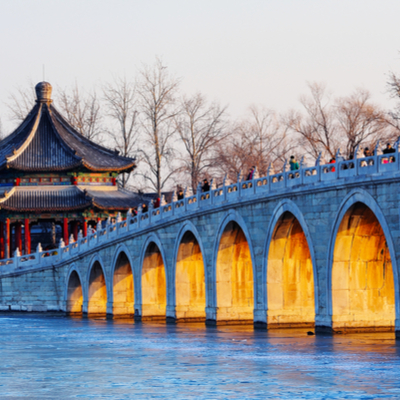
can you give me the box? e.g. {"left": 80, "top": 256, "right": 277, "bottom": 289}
{"left": 137, "top": 142, "right": 397, "bottom": 213}
{"left": 288, "top": 142, "right": 397, "bottom": 172}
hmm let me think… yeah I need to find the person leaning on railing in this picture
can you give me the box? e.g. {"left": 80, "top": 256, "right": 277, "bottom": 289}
{"left": 382, "top": 143, "right": 396, "bottom": 164}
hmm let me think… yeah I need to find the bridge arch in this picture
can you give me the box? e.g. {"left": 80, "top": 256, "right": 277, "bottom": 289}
{"left": 110, "top": 244, "right": 135, "bottom": 317}
{"left": 86, "top": 255, "right": 108, "bottom": 316}
{"left": 327, "top": 189, "right": 399, "bottom": 331}
{"left": 212, "top": 210, "right": 256, "bottom": 323}
{"left": 65, "top": 264, "right": 86, "bottom": 315}
{"left": 263, "top": 200, "right": 317, "bottom": 327}
{"left": 139, "top": 233, "right": 168, "bottom": 320}
{"left": 172, "top": 221, "right": 207, "bottom": 321}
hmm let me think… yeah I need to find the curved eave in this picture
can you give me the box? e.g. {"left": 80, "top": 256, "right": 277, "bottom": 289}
{"left": 0, "top": 201, "right": 93, "bottom": 213}
{"left": 91, "top": 200, "right": 132, "bottom": 211}
{"left": 82, "top": 160, "right": 136, "bottom": 173}
{"left": 5, "top": 160, "right": 83, "bottom": 172}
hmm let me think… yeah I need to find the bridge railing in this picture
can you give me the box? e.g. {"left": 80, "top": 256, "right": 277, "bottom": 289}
{"left": 1, "top": 146, "right": 400, "bottom": 275}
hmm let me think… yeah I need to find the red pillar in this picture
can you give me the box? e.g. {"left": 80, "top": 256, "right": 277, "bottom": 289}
{"left": 15, "top": 223, "right": 22, "bottom": 253}
{"left": 63, "top": 218, "right": 69, "bottom": 246}
{"left": 24, "top": 219, "right": 31, "bottom": 255}
{"left": 73, "top": 221, "right": 79, "bottom": 241}
{"left": 83, "top": 220, "right": 88, "bottom": 237}
{"left": 0, "top": 221, "right": 4, "bottom": 259}
{"left": 5, "top": 219, "right": 10, "bottom": 258}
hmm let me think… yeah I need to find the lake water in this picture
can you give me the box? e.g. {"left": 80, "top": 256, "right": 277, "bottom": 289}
{"left": 0, "top": 315, "right": 399, "bottom": 399}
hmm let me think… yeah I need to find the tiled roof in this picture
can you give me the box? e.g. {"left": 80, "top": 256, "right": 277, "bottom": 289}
{"left": 0, "top": 187, "right": 92, "bottom": 212}
{"left": 0, "top": 186, "right": 146, "bottom": 212}
{"left": 0, "top": 84, "right": 136, "bottom": 173}
{"left": 84, "top": 188, "right": 145, "bottom": 211}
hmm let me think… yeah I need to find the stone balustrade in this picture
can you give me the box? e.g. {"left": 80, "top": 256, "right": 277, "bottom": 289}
{"left": 0, "top": 149, "right": 398, "bottom": 276}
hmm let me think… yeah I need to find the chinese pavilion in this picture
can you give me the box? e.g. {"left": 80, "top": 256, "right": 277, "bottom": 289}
{"left": 0, "top": 82, "right": 141, "bottom": 258}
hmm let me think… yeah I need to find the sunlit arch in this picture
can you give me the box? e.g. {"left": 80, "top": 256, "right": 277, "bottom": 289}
{"left": 87, "top": 258, "right": 108, "bottom": 316}
{"left": 173, "top": 222, "right": 206, "bottom": 321}
{"left": 65, "top": 264, "right": 85, "bottom": 315}
{"left": 139, "top": 233, "right": 167, "bottom": 320}
{"left": 327, "top": 189, "right": 399, "bottom": 330}
{"left": 213, "top": 211, "right": 255, "bottom": 322}
{"left": 263, "top": 200, "right": 318, "bottom": 318}
{"left": 111, "top": 247, "right": 134, "bottom": 317}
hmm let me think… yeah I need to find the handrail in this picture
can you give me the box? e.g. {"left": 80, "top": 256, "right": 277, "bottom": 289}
{"left": 0, "top": 150, "right": 399, "bottom": 275}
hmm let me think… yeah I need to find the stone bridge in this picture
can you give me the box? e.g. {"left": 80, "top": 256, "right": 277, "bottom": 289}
{"left": 1, "top": 152, "right": 400, "bottom": 335}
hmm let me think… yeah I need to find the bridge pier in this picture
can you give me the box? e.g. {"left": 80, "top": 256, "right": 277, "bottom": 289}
{"left": 205, "top": 306, "right": 217, "bottom": 325}
{"left": 314, "top": 314, "right": 333, "bottom": 333}
{"left": 253, "top": 309, "right": 267, "bottom": 329}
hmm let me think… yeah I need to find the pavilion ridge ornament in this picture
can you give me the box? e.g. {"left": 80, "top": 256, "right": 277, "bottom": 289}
{"left": 35, "top": 82, "right": 52, "bottom": 103}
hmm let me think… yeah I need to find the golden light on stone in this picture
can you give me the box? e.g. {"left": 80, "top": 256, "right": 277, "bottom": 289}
{"left": 331, "top": 203, "right": 395, "bottom": 331}
{"left": 216, "top": 221, "right": 254, "bottom": 322}
{"left": 141, "top": 242, "right": 166, "bottom": 319}
{"left": 175, "top": 231, "right": 206, "bottom": 321}
{"left": 267, "top": 212, "right": 315, "bottom": 327}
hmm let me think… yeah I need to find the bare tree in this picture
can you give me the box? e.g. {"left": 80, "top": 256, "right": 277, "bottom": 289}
{"left": 386, "top": 71, "right": 400, "bottom": 135}
{"left": 137, "top": 58, "right": 180, "bottom": 197}
{"left": 215, "top": 107, "right": 293, "bottom": 182}
{"left": 56, "top": 84, "right": 102, "bottom": 142}
{"left": 6, "top": 84, "right": 35, "bottom": 122}
{"left": 0, "top": 118, "right": 4, "bottom": 140}
{"left": 103, "top": 77, "right": 139, "bottom": 188}
{"left": 175, "top": 93, "right": 228, "bottom": 192}
{"left": 284, "top": 83, "right": 340, "bottom": 161}
{"left": 335, "top": 88, "right": 389, "bottom": 156}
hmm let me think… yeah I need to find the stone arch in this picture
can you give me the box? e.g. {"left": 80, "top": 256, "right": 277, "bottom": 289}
{"left": 87, "top": 257, "right": 108, "bottom": 316}
{"left": 139, "top": 234, "right": 167, "bottom": 320}
{"left": 172, "top": 222, "right": 206, "bottom": 321}
{"left": 65, "top": 265, "right": 85, "bottom": 315}
{"left": 327, "top": 189, "right": 399, "bottom": 331}
{"left": 213, "top": 210, "right": 255, "bottom": 323}
{"left": 264, "top": 200, "right": 317, "bottom": 327}
{"left": 111, "top": 245, "right": 135, "bottom": 317}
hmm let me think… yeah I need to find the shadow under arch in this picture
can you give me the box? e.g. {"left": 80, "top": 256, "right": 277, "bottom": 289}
{"left": 65, "top": 265, "right": 85, "bottom": 315}
{"left": 212, "top": 210, "right": 256, "bottom": 323}
{"left": 172, "top": 222, "right": 206, "bottom": 321}
{"left": 264, "top": 200, "right": 317, "bottom": 328}
{"left": 139, "top": 234, "right": 167, "bottom": 320}
{"left": 111, "top": 246, "right": 135, "bottom": 317}
{"left": 327, "top": 189, "right": 399, "bottom": 331}
{"left": 87, "top": 258, "right": 108, "bottom": 316}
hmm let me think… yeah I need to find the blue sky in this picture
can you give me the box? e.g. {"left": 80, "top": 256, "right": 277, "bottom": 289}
{"left": 1, "top": 0, "right": 400, "bottom": 131}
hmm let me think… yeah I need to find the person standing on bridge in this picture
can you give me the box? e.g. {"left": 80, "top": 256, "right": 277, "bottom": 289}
{"left": 329, "top": 157, "right": 336, "bottom": 172}
{"left": 202, "top": 179, "right": 210, "bottom": 192}
{"left": 247, "top": 166, "right": 255, "bottom": 180}
{"left": 290, "top": 156, "right": 299, "bottom": 171}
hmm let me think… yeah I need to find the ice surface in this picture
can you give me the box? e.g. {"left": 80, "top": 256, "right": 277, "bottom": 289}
{"left": 0, "top": 316, "right": 399, "bottom": 399}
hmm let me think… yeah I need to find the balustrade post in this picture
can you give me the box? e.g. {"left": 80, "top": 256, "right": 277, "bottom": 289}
{"left": 184, "top": 187, "right": 189, "bottom": 211}
{"left": 374, "top": 141, "right": 381, "bottom": 173}
{"left": 222, "top": 175, "right": 229, "bottom": 202}
{"left": 237, "top": 171, "right": 242, "bottom": 198}
{"left": 148, "top": 202, "right": 153, "bottom": 223}
{"left": 196, "top": 182, "right": 202, "bottom": 208}
{"left": 137, "top": 206, "right": 142, "bottom": 228}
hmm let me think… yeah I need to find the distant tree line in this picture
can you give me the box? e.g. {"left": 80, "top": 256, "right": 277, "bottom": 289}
{"left": 3, "top": 58, "right": 400, "bottom": 196}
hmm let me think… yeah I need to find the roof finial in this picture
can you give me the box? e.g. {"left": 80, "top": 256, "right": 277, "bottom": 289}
{"left": 35, "top": 81, "right": 52, "bottom": 103}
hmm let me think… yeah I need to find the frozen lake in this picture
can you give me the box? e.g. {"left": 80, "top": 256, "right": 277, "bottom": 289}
{"left": 0, "top": 315, "right": 399, "bottom": 399}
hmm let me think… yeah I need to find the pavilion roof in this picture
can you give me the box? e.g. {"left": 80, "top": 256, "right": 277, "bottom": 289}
{"left": 0, "top": 82, "right": 135, "bottom": 173}
{"left": 0, "top": 186, "right": 144, "bottom": 213}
